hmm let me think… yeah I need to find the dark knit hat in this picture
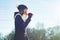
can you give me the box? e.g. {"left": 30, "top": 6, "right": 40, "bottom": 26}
{"left": 17, "top": 4, "right": 28, "bottom": 11}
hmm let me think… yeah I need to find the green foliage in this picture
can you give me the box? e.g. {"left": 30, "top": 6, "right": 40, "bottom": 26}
{"left": 3, "top": 30, "right": 15, "bottom": 40}
{"left": 0, "top": 25, "right": 60, "bottom": 40}
{"left": 0, "top": 33, "right": 3, "bottom": 40}
{"left": 26, "top": 28, "right": 46, "bottom": 40}
{"left": 46, "top": 26, "right": 60, "bottom": 40}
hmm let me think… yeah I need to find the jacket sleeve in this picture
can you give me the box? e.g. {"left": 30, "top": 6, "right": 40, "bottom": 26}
{"left": 24, "top": 13, "right": 33, "bottom": 27}
{"left": 24, "top": 17, "right": 31, "bottom": 27}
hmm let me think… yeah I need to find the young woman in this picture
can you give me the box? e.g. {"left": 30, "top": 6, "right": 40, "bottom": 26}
{"left": 14, "top": 4, "right": 33, "bottom": 40}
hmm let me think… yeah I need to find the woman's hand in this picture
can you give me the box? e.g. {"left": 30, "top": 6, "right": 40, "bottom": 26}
{"left": 28, "top": 13, "right": 33, "bottom": 18}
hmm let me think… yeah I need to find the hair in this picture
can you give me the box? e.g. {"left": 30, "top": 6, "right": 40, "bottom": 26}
{"left": 17, "top": 4, "right": 28, "bottom": 11}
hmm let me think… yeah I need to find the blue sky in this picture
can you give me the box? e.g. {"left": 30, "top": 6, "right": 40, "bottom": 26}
{"left": 0, "top": 0, "right": 60, "bottom": 36}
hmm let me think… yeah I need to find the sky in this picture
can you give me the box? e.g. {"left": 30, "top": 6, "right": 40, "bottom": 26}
{"left": 0, "top": 0, "right": 60, "bottom": 36}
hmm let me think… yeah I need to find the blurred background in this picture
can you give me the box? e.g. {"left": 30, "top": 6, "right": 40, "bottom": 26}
{"left": 0, "top": 0, "right": 60, "bottom": 40}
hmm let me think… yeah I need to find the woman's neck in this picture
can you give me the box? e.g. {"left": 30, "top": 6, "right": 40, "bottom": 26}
{"left": 19, "top": 12, "right": 23, "bottom": 15}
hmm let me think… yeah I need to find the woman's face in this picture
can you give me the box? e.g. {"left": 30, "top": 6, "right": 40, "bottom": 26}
{"left": 19, "top": 9, "right": 28, "bottom": 15}
{"left": 23, "top": 9, "right": 28, "bottom": 15}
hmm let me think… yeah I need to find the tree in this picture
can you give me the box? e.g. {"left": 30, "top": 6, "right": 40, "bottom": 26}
{"left": 46, "top": 26, "right": 60, "bottom": 40}
{"left": 0, "top": 33, "right": 3, "bottom": 40}
{"left": 26, "top": 28, "right": 46, "bottom": 40}
{"left": 4, "top": 30, "right": 15, "bottom": 40}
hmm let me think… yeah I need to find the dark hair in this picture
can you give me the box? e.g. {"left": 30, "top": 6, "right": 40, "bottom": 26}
{"left": 17, "top": 4, "right": 28, "bottom": 11}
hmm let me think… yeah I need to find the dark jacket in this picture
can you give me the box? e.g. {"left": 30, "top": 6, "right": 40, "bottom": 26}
{"left": 14, "top": 12, "right": 32, "bottom": 40}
